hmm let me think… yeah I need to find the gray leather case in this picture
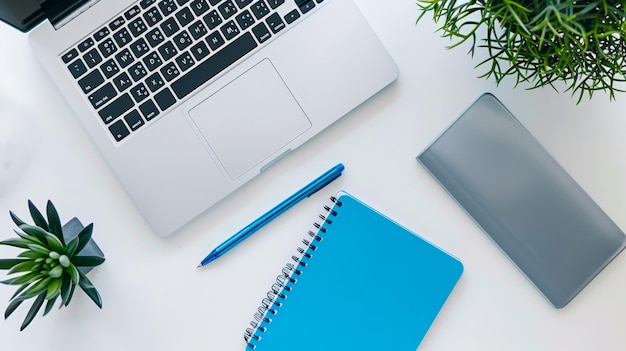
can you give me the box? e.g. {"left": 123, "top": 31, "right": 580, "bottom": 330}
{"left": 417, "top": 93, "right": 626, "bottom": 308}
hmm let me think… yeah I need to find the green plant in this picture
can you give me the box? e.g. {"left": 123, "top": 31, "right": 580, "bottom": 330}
{"left": 417, "top": 0, "right": 626, "bottom": 102}
{"left": 0, "top": 200, "right": 104, "bottom": 330}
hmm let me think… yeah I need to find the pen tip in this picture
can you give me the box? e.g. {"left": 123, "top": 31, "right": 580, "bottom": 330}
{"left": 196, "top": 264, "right": 203, "bottom": 268}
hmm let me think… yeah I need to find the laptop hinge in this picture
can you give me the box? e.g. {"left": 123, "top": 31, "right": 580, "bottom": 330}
{"left": 40, "top": 0, "right": 99, "bottom": 30}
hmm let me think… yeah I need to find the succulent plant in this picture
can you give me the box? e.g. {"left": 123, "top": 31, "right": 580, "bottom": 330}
{"left": 0, "top": 200, "right": 104, "bottom": 330}
{"left": 417, "top": 0, "right": 626, "bottom": 102}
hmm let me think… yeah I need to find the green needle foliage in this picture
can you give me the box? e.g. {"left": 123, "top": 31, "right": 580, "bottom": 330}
{"left": 417, "top": 0, "right": 626, "bottom": 102}
{"left": 0, "top": 201, "right": 104, "bottom": 330}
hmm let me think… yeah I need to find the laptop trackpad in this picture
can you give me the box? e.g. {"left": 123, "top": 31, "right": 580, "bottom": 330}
{"left": 189, "top": 59, "right": 311, "bottom": 179}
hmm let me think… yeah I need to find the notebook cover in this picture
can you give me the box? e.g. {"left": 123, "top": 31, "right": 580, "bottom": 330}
{"left": 245, "top": 192, "right": 463, "bottom": 350}
{"left": 417, "top": 93, "right": 626, "bottom": 308}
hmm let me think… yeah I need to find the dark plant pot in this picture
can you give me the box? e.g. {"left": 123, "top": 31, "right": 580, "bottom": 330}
{"left": 62, "top": 217, "right": 104, "bottom": 274}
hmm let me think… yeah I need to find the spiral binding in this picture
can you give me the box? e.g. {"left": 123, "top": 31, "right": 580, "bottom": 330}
{"left": 244, "top": 196, "right": 343, "bottom": 349}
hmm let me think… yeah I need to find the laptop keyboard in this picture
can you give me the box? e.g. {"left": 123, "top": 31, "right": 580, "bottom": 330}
{"left": 61, "top": 0, "right": 323, "bottom": 143}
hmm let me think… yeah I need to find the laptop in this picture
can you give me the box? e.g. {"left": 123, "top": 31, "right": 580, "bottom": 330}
{"left": 0, "top": 0, "right": 397, "bottom": 236}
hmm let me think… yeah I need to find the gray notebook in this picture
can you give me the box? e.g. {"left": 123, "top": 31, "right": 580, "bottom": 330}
{"left": 417, "top": 93, "right": 626, "bottom": 308}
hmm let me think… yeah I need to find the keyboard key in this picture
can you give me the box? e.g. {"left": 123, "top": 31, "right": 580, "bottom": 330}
{"left": 98, "top": 93, "right": 134, "bottom": 124}
{"left": 161, "top": 17, "right": 180, "bottom": 37}
{"left": 175, "top": 51, "right": 195, "bottom": 71}
{"left": 175, "top": 7, "right": 194, "bottom": 27}
{"left": 190, "top": 41, "right": 210, "bottom": 61}
{"left": 109, "top": 119, "right": 130, "bottom": 141}
{"left": 251, "top": 22, "right": 271, "bottom": 43}
{"left": 154, "top": 88, "right": 177, "bottom": 110}
{"left": 62, "top": 48, "right": 79, "bottom": 63}
{"left": 124, "top": 110, "right": 145, "bottom": 131}
{"left": 139, "top": 99, "right": 160, "bottom": 120}
{"left": 206, "top": 31, "right": 225, "bottom": 50}
{"left": 171, "top": 32, "right": 257, "bottom": 99}
{"left": 113, "top": 28, "right": 133, "bottom": 47}
{"left": 189, "top": 20, "right": 208, "bottom": 40}
{"left": 158, "top": 0, "right": 178, "bottom": 15}
{"left": 78, "top": 70, "right": 105, "bottom": 93}
{"left": 220, "top": 20, "right": 239, "bottom": 40}
{"left": 218, "top": 1, "right": 237, "bottom": 19}
{"left": 141, "top": 0, "right": 157, "bottom": 9}
{"left": 235, "top": 0, "right": 253, "bottom": 7}
{"left": 115, "top": 48, "right": 135, "bottom": 68}
{"left": 94, "top": 27, "right": 111, "bottom": 41}
{"left": 209, "top": 0, "right": 223, "bottom": 5}
{"left": 160, "top": 63, "right": 180, "bottom": 81}
{"left": 130, "top": 38, "right": 150, "bottom": 58}
{"left": 130, "top": 83, "right": 150, "bottom": 103}
{"left": 129, "top": 62, "right": 149, "bottom": 81}
{"left": 265, "top": 13, "right": 285, "bottom": 34}
{"left": 89, "top": 82, "right": 117, "bottom": 109}
{"left": 250, "top": 0, "right": 270, "bottom": 20}
{"left": 285, "top": 10, "right": 300, "bottom": 24}
{"left": 101, "top": 59, "right": 120, "bottom": 78}
{"left": 266, "top": 0, "right": 284, "bottom": 9}
{"left": 173, "top": 31, "right": 193, "bottom": 50}
{"left": 110, "top": 16, "right": 126, "bottom": 31}
{"left": 129, "top": 17, "right": 148, "bottom": 36}
{"left": 284, "top": 9, "right": 300, "bottom": 24}
{"left": 78, "top": 37, "right": 95, "bottom": 52}
{"left": 143, "top": 52, "right": 163, "bottom": 71}
{"left": 66, "top": 59, "right": 87, "bottom": 79}
{"left": 190, "top": 0, "right": 211, "bottom": 16}
{"left": 203, "top": 10, "right": 223, "bottom": 30}
{"left": 84, "top": 48, "right": 103, "bottom": 68}
{"left": 146, "top": 28, "right": 166, "bottom": 47}
{"left": 236, "top": 10, "right": 255, "bottom": 30}
{"left": 143, "top": 7, "right": 163, "bottom": 27}
{"left": 124, "top": 5, "right": 141, "bottom": 20}
{"left": 299, "top": 0, "right": 315, "bottom": 14}
{"left": 113, "top": 72, "right": 133, "bottom": 91}
{"left": 176, "top": 0, "right": 192, "bottom": 5}
{"left": 158, "top": 41, "right": 178, "bottom": 60}
{"left": 145, "top": 72, "right": 165, "bottom": 92}
{"left": 98, "top": 38, "right": 118, "bottom": 58}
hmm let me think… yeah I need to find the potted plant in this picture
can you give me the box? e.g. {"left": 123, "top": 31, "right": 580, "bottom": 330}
{"left": 416, "top": 0, "right": 626, "bottom": 102}
{"left": 0, "top": 200, "right": 105, "bottom": 330}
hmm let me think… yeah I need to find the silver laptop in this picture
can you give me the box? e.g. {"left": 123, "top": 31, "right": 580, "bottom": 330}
{"left": 0, "top": 0, "right": 397, "bottom": 236}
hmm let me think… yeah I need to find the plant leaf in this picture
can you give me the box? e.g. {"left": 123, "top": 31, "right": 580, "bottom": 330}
{"left": 28, "top": 200, "right": 49, "bottom": 232}
{"left": 62, "top": 281, "right": 76, "bottom": 308}
{"left": 7, "top": 260, "right": 39, "bottom": 275}
{"left": 0, "top": 259, "right": 29, "bottom": 270}
{"left": 2, "top": 271, "right": 42, "bottom": 286}
{"left": 19, "top": 225, "right": 48, "bottom": 247}
{"left": 43, "top": 294, "right": 59, "bottom": 316}
{"left": 45, "top": 278, "right": 63, "bottom": 300}
{"left": 46, "top": 201, "right": 64, "bottom": 245}
{"left": 72, "top": 255, "right": 105, "bottom": 267}
{"left": 20, "top": 292, "right": 46, "bottom": 330}
{"left": 9, "top": 210, "right": 26, "bottom": 227}
{"left": 26, "top": 243, "right": 50, "bottom": 255}
{"left": 10, "top": 284, "right": 29, "bottom": 300}
{"left": 59, "top": 275, "right": 72, "bottom": 307}
{"left": 74, "top": 223, "right": 94, "bottom": 255}
{"left": 16, "top": 277, "right": 51, "bottom": 301}
{"left": 18, "top": 250, "right": 45, "bottom": 260}
{"left": 78, "top": 270, "right": 102, "bottom": 308}
{"left": 5, "top": 298, "right": 24, "bottom": 319}
{"left": 0, "top": 237, "right": 31, "bottom": 249}
{"left": 64, "top": 236, "right": 79, "bottom": 257}
{"left": 67, "top": 264, "right": 80, "bottom": 285}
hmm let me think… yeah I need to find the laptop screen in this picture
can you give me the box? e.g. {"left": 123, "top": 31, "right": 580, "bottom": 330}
{"left": 0, "top": 0, "right": 47, "bottom": 32}
{"left": 0, "top": 0, "right": 86, "bottom": 32}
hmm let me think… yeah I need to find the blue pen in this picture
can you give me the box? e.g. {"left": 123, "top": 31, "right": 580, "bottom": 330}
{"left": 197, "top": 163, "right": 345, "bottom": 267}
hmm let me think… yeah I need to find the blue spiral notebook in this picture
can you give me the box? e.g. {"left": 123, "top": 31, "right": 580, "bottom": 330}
{"left": 244, "top": 192, "right": 463, "bottom": 350}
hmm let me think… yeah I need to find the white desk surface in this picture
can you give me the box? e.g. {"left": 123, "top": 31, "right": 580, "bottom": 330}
{"left": 1, "top": 0, "right": 626, "bottom": 350}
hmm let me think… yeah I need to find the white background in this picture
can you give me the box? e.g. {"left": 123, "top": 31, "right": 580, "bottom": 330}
{"left": 1, "top": 0, "right": 625, "bottom": 350}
